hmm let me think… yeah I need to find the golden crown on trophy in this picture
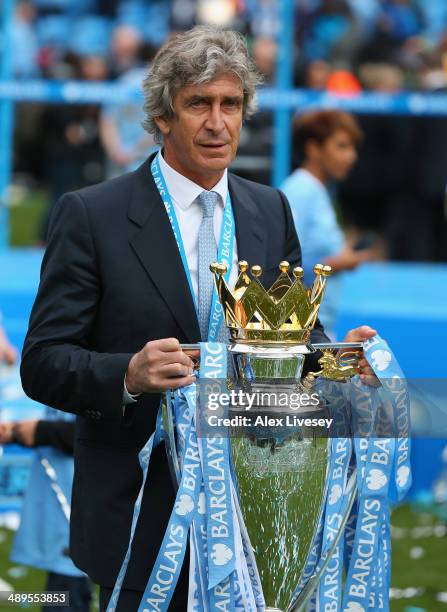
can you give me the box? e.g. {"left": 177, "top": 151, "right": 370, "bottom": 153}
{"left": 210, "top": 260, "right": 332, "bottom": 345}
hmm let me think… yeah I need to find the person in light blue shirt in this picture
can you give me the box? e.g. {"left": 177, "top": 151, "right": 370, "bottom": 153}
{"left": 12, "top": 2, "right": 39, "bottom": 79}
{"left": 281, "top": 110, "right": 373, "bottom": 337}
{"left": 100, "top": 65, "right": 158, "bottom": 178}
{"left": 0, "top": 408, "right": 92, "bottom": 612}
{"left": 0, "top": 322, "right": 17, "bottom": 365}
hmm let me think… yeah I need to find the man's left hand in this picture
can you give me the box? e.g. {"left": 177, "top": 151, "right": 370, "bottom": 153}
{"left": 343, "top": 325, "right": 378, "bottom": 386}
{"left": 13, "top": 420, "right": 38, "bottom": 447}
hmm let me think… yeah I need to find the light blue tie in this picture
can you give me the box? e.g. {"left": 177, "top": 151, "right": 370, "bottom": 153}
{"left": 198, "top": 191, "right": 219, "bottom": 341}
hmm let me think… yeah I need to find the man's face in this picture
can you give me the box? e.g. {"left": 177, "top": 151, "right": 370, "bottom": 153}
{"left": 315, "top": 129, "right": 358, "bottom": 181}
{"left": 155, "top": 73, "right": 244, "bottom": 187}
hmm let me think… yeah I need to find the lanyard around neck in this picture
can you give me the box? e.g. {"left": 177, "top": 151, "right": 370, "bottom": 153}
{"left": 150, "top": 154, "right": 235, "bottom": 340}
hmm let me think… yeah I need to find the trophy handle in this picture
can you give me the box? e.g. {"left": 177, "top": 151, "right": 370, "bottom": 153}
{"left": 302, "top": 349, "right": 362, "bottom": 387}
{"left": 288, "top": 469, "right": 358, "bottom": 612}
{"left": 180, "top": 343, "right": 364, "bottom": 352}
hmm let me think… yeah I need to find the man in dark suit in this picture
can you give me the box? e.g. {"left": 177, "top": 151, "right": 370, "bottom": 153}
{"left": 21, "top": 26, "right": 375, "bottom": 611}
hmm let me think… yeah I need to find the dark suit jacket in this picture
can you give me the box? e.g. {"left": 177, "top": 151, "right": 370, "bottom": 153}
{"left": 21, "top": 156, "right": 329, "bottom": 590}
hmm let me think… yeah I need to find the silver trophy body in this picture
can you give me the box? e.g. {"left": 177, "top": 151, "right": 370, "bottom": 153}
{"left": 229, "top": 343, "right": 329, "bottom": 611}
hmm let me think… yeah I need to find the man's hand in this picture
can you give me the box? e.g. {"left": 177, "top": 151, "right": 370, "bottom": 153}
{"left": 0, "top": 422, "right": 13, "bottom": 444}
{"left": 125, "top": 338, "right": 198, "bottom": 394}
{"left": 13, "top": 420, "right": 38, "bottom": 447}
{"left": 0, "top": 326, "right": 17, "bottom": 365}
{"left": 343, "top": 325, "right": 378, "bottom": 386}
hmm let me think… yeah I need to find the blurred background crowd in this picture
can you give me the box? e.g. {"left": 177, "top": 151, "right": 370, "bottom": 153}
{"left": 8, "top": 0, "right": 447, "bottom": 261}
{"left": 11, "top": 0, "right": 447, "bottom": 85}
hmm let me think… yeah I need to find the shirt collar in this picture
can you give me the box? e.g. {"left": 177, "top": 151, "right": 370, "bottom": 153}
{"left": 157, "top": 151, "right": 228, "bottom": 210}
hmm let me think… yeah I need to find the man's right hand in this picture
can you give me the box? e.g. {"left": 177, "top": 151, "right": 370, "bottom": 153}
{"left": 125, "top": 338, "right": 198, "bottom": 394}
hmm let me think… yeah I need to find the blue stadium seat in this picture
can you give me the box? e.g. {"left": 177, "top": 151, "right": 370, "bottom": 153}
{"left": 35, "top": 15, "right": 72, "bottom": 49}
{"left": 69, "top": 16, "right": 112, "bottom": 56}
{"left": 117, "top": 0, "right": 147, "bottom": 17}
{"left": 66, "top": 0, "right": 96, "bottom": 17}
{"left": 33, "top": 0, "right": 95, "bottom": 14}
{"left": 417, "top": 0, "right": 447, "bottom": 40}
{"left": 116, "top": 0, "right": 147, "bottom": 35}
{"left": 143, "top": 2, "right": 170, "bottom": 45}
{"left": 33, "top": 0, "right": 71, "bottom": 10}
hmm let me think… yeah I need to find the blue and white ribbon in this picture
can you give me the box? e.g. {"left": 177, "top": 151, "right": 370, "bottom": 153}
{"left": 107, "top": 409, "right": 165, "bottom": 612}
{"left": 109, "top": 343, "right": 260, "bottom": 612}
{"left": 138, "top": 399, "right": 201, "bottom": 611}
{"left": 301, "top": 335, "right": 411, "bottom": 612}
{"left": 198, "top": 343, "right": 236, "bottom": 591}
{"left": 340, "top": 336, "right": 411, "bottom": 612}
{"left": 318, "top": 438, "right": 352, "bottom": 611}
{"left": 110, "top": 334, "right": 410, "bottom": 612}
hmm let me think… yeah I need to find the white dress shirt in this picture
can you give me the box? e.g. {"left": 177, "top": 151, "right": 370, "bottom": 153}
{"left": 123, "top": 152, "right": 239, "bottom": 405}
{"left": 157, "top": 151, "right": 239, "bottom": 302}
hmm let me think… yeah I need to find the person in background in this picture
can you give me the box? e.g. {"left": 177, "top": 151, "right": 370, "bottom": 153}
{"left": 347, "top": 0, "right": 381, "bottom": 36}
{"left": 359, "top": 62, "right": 404, "bottom": 92}
{"left": 39, "top": 52, "right": 108, "bottom": 241}
{"left": 305, "top": 59, "right": 332, "bottom": 90}
{"left": 339, "top": 64, "right": 427, "bottom": 260}
{"left": 300, "top": 0, "right": 362, "bottom": 64}
{"left": 0, "top": 414, "right": 92, "bottom": 612}
{"left": 0, "top": 324, "right": 17, "bottom": 365}
{"left": 380, "top": 0, "right": 424, "bottom": 43}
{"left": 109, "top": 25, "right": 143, "bottom": 79}
{"left": 233, "top": 36, "right": 275, "bottom": 185}
{"left": 99, "top": 64, "right": 158, "bottom": 178}
{"left": 11, "top": 0, "right": 39, "bottom": 79}
{"left": 326, "top": 69, "right": 362, "bottom": 93}
{"left": 99, "top": 42, "right": 158, "bottom": 178}
{"left": 0, "top": 309, "right": 84, "bottom": 610}
{"left": 0, "top": 418, "right": 74, "bottom": 454}
{"left": 281, "top": 110, "right": 374, "bottom": 337}
{"left": 251, "top": 36, "right": 277, "bottom": 84}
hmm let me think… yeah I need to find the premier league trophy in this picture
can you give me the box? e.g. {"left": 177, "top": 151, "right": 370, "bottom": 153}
{"left": 163, "top": 260, "right": 361, "bottom": 611}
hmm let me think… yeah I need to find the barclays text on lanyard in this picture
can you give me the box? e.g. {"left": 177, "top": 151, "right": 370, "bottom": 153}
{"left": 151, "top": 154, "right": 235, "bottom": 341}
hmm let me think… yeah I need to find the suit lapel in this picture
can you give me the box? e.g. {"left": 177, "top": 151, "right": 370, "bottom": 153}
{"left": 127, "top": 159, "right": 201, "bottom": 343}
{"left": 229, "top": 174, "right": 266, "bottom": 271}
